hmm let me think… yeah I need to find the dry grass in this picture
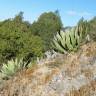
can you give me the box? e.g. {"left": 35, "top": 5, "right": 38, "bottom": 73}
{"left": 0, "top": 63, "right": 60, "bottom": 96}
{"left": 65, "top": 80, "right": 96, "bottom": 96}
{"left": 0, "top": 42, "right": 96, "bottom": 96}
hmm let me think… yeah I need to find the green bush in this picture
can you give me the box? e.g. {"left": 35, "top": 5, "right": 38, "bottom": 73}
{"left": 0, "top": 12, "right": 44, "bottom": 64}
{"left": 18, "top": 33, "right": 44, "bottom": 61}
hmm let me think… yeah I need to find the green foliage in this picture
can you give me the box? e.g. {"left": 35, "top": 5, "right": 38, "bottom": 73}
{"left": 76, "top": 18, "right": 89, "bottom": 42}
{"left": 0, "top": 58, "right": 26, "bottom": 79}
{"left": 88, "top": 17, "right": 96, "bottom": 41}
{"left": 31, "top": 11, "right": 63, "bottom": 50}
{"left": 0, "top": 11, "right": 91, "bottom": 65}
{"left": 0, "top": 12, "right": 44, "bottom": 63}
{"left": 52, "top": 19, "right": 89, "bottom": 53}
{"left": 18, "top": 33, "right": 44, "bottom": 61}
{"left": 52, "top": 28, "right": 78, "bottom": 53}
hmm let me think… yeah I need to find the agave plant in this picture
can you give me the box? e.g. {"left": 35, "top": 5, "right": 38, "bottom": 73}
{"left": 0, "top": 58, "right": 27, "bottom": 79}
{"left": 52, "top": 19, "right": 88, "bottom": 53}
{"left": 52, "top": 28, "right": 79, "bottom": 53}
{"left": 76, "top": 18, "right": 89, "bottom": 42}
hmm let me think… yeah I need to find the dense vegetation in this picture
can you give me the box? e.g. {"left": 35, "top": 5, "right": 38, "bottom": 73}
{"left": 0, "top": 10, "right": 96, "bottom": 79}
{"left": 0, "top": 11, "right": 62, "bottom": 64}
{"left": 31, "top": 10, "right": 62, "bottom": 50}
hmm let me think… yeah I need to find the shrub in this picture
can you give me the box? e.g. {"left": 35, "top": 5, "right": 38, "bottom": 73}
{"left": 0, "top": 17, "right": 44, "bottom": 63}
{"left": 18, "top": 33, "right": 44, "bottom": 62}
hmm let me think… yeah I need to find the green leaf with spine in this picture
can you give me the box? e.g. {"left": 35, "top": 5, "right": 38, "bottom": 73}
{"left": 52, "top": 37, "right": 66, "bottom": 53}
{"left": 0, "top": 58, "right": 27, "bottom": 79}
{"left": 60, "top": 31, "right": 66, "bottom": 49}
{"left": 65, "top": 31, "right": 74, "bottom": 51}
{"left": 69, "top": 28, "right": 76, "bottom": 47}
{"left": 52, "top": 19, "right": 88, "bottom": 53}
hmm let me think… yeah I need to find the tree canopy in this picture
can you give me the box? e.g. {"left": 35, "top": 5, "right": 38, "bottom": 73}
{"left": 0, "top": 12, "right": 44, "bottom": 63}
{"left": 31, "top": 11, "right": 63, "bottom": 50}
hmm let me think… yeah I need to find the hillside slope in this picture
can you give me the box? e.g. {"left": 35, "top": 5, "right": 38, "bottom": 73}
{"left": 0, "top": 42, "right": 96, "bottom": 96}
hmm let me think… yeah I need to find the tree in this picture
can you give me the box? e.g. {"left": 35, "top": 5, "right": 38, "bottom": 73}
{"left": 31, "top": 11, "right": 63, "bottom": 50}
{"left": 14, "top": 12, "right": 23, "bottom": 23}
{"left": 0, "top": 12, "right": 44, "bottom": 64}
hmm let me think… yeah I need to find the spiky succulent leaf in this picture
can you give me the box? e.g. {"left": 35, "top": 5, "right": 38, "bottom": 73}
{"left": 52, "top": 19, "right": 88, "bottom": 53}
{"left": 53, "top": 39, "right": 65, "bottom": 53}
{"left": 69, "top": 28, "right": 76, "bottom": 47}
{"left": 56, "top": 32, "right": 62, "bottom": 41}
{"left": 0, "top": 58, "right": 27, "bottom": 79}
{"left": 60, "top": 31, "right": 66, "bottom": 48}
{"left": 65, "top": 31, "right": 74, "bottom": 51}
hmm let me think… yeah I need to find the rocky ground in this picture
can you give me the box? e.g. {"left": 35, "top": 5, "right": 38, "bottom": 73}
{"left": 0, "top": 42, "right": 96, "bottom": 96}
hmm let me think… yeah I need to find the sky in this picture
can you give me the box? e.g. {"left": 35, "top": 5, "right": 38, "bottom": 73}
{"left": 0, "top": 0, "right": 96, "bottom": 26}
